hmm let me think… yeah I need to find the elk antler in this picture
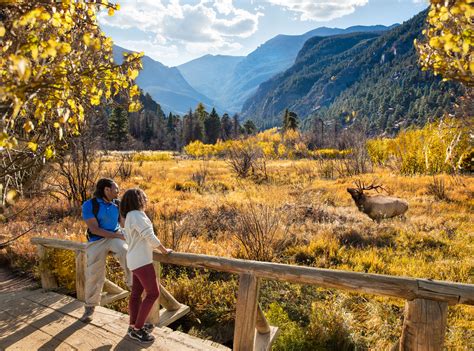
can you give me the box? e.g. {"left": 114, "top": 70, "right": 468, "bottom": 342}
{"left": 354, "top": 179, "right": 387, "bottom": 193}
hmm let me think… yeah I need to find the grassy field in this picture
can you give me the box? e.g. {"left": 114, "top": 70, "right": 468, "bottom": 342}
{"left": 2, "top": 156, "right": 473, "bottom": 350}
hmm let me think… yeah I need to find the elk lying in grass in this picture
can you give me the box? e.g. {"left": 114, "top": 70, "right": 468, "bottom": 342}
{"left": 347, "top": 181, "right": 408, "bottom": 222}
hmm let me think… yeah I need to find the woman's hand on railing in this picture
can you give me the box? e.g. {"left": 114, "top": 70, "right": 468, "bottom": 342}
{"left": 158, "top": 244, "right": 173, "bottom": 255}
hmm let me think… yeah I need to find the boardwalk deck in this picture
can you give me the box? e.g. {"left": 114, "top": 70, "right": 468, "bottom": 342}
{"left": 0, "top": 267, "right": 229, "bottom": 351}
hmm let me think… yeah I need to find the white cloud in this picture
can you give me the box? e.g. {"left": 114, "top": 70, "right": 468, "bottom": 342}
{"left": 265, "top": 0, "right": 369, "bottom": 21}
{"left": 98, "top": 0, "right": 262, "bottom": 65}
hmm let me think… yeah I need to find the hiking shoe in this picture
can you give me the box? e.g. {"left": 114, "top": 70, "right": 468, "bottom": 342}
{"left": 129, "top": 327, "right": 155, "bottom": 343}
{"left": 80, "top": 306, "right": 95, "bottom": 323}
{"left": 143, "top": 323, "right": 155, "bottom": 333}
{"left": 127, "top": 323, "right": 154, "bottom": 336}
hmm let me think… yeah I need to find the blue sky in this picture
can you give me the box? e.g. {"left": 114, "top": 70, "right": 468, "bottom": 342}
{"left": 99, "top": 0, "right": 428, "bottom": 67}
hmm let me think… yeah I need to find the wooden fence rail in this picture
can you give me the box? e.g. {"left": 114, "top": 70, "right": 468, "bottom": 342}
{"left": 30, "top": 237, "right": 190, "bottom": 329}
{"left": 31, "top": 237, "right": 474, "bottom": 351}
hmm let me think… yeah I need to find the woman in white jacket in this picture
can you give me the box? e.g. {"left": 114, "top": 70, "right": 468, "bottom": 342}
{"left": 120, "top": 188, "right": 172, "bottom": 343}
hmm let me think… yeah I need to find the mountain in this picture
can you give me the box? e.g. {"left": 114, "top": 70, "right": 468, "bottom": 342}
{"left": 241, "top": 11, "right": 464, "bottom": 133}
{"left": 176, "top": 25, "right": 394, "bottom": 113}
{"left": 113, "top": 46, "right": 216, "bottom": 115}
{"left": 177, "top": 54, "right": 244, "bottom": 107}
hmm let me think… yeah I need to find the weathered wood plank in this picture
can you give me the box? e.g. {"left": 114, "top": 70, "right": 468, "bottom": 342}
{"left": 234, "top": 273, "right": 259, "bottom": 351}
{"left": 256, "top": 304, "right": 270, "bottom": 334}
{"left": 75, "top": 249, "right": 86, "bottom": 301}
{"left": 399, "top": 298, "right": 448, "bottom": 351}
{"left": 153, "top": 251, "right": 474, "bottom": 305}
{"left": 30, "top": 237, "right": 474, "bottom": 305}
{"left": 103, "top": 278, "right": 126, "bottom": 294}
{"left": 5, "top": 289, "right": 231, "bottom": 351}
{"left": 31, "top": 237, "right": 87, "bottom": 251}
{"left": 255, "top": 326, "right": 280, "bottom": 351}
{"left": 159, "top": 284, "right": 182, "bottom": 311}
{"left": 100, "top": 290, "right": 130, "bottom": 306}
{"left": 157, "top": 304, "right": 191, "bottom": 328}
{"left": 36, "top": 244, "right": 58, "bottom": 290}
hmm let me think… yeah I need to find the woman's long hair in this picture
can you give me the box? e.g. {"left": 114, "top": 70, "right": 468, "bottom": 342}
{"left": 120, "top": 188, "right": 147, "bottom": 218}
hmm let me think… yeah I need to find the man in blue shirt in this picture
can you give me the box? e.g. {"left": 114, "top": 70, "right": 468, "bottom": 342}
{"left": 80, "top": 178, "right": 131, "bottom": 322}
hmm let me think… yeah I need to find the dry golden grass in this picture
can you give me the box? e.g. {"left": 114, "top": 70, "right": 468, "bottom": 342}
{"left": 1, "top": 157, "right": 473, "bottom": 349}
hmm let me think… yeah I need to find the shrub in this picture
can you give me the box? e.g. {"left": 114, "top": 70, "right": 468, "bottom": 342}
{"left": 427, "top": 176, "right": 450, "bottom": 201}
{"left": 132, "top": 151, "right": 173, "bottom": 162}
{"left": 231, "top": 200, "right": 289, "bottom": 261}
{"left": 367, "top": 118, "right": 471, "bottom": 175}
{"left": 173, "top": 181, "right": 199, "bottom": 192}
{"left": 191, "top": 161, "right": 209, "bottom": 188}
{"left": 226, "top": 142, "right": 263, "bottom": 178}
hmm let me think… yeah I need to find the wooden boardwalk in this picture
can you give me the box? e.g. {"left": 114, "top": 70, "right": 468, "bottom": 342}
{"left": 0, "top": 268, "right": 229, "bottom": 351}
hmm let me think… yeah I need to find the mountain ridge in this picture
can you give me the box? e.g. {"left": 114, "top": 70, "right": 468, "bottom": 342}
{"left": 240, "top": 10, "right": 464, "bottom": 133}
{"left": 113, "top": 45, "right": 217, "bottom": 115}
{"left": 176, "top": 24, "right": 395, "bottom": 113}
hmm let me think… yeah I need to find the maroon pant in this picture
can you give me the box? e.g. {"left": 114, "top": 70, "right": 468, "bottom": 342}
{"left": 129, "top": 263, "right": 159, "bottom": 329}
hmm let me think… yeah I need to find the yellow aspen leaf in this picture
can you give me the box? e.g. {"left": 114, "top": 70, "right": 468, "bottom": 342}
{"left": 83, "top": 33, "right": 92, "bottom": 46}
{"left": 44, "top": 146, "right": 55, "bottom": 159}
{"left": 51, "top": 12, "right": 61, "bottom": 27}
{"left": 6, "top": 190, "right": 18, "bottom": 205}
{"left": 23, "top": 121, "right": 35, "bottom": 133}
{"left": 108, "top": 8, "right": 115, "bottom": 16}
{"left": 0, "top": 24, "right": 5, "bottom": 37}
{"left": 31, "top": 45, "right": 38, "bottom": 60}
{"left": 93, "top": 38, "right": 101, "bottom": 50}
{"left": 129, "top": 69, "right": 139, "bottom": 80}
{"left": 59, "top": 43, "right": 71, "bottom": 55}
{"left": 27, "top": 141, "right": 38, "bottom": 152}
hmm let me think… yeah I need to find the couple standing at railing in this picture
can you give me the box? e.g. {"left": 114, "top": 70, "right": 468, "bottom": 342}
{"left": 80, "top": 178, "right": 172, "bottom": 343}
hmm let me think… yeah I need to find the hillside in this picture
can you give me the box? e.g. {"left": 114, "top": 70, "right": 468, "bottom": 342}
{"left": 177, "top": 25, "right": 393, "bottom": 113}
{"left": 177, "top": 54, "right": 244, "bottom": 107}
{"left": 241, "top": 11, "right": 464, "bottom": 133}
{"left": 113, "top": 46, "right": 216, "bottom": 115}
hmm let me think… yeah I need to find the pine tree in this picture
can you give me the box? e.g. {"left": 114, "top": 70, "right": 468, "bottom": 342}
{"left": 287, "top": 111, "right": 299, "bottom": 130}
{"left": 232, "top": 114, "right": 241, "bottom": 138}
{"left": 221, "top": 113, "right": 233, "bottom": 140}
{"left": 108, "top": 106, "right": 129, "bottom": 149}
{"left": 243, "top": 120, "right": 256, "bottom": 135}
{"left": 282, "top": 109, "right": 289, "bottom": 131}
{"left": 183, "top": 109, "right": 194, "bottom": 145}
{"left": 282, "top": 109, "right": 299, "bottom": 131}
{"left": 204, "top": 108, "right": 221, "bottom": 144}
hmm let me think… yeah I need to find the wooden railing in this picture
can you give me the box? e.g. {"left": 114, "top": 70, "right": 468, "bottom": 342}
{"left": 31, "top": 237, "right": 474, "bottom": 351}
{"left": 151, "top": 251, "right": 474, "bottom": 351}
{"left": 30, "top": 237, "right": 190, "bottom": 328}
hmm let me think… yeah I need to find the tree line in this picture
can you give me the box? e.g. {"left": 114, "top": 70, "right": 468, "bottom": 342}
{"left": 107, "top": 94, "right": 258, "bottom": 150}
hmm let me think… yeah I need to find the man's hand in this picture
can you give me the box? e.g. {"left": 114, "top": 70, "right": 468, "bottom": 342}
{"left": 116, "top": 228, "right": 126, "bottom": 240}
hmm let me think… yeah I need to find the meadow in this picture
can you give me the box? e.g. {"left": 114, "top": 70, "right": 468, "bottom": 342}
{"left": 2, "top": 152, "right": 473, "bottom": 350}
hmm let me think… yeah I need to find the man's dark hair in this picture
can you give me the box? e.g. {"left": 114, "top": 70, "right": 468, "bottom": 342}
{"left": 120, "top": 188, "right": 147, "bottom": 218}
{"left": 94, "top": 178, "right": 115, "bottom": 199}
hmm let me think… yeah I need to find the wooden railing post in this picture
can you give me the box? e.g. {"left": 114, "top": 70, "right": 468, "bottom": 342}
{"left": 37, "top": 244, "right": 58, "bottom": 289}
{"left": 399, "top": 298, "right": 448, "bottom": 351}
{"left": 75, "top": 250, "right": 86, "bottom": 301}
{"left": 234, "top": 273, "right": 259, "bottom": 351}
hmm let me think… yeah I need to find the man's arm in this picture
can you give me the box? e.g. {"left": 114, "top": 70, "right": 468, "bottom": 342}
{"left": 85, "top": 218, "right": 125, "bottom": 240}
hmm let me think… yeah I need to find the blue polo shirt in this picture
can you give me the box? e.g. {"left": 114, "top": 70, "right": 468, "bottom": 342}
{"left": 82, "top": 197, "right": 120, "bottom": 242}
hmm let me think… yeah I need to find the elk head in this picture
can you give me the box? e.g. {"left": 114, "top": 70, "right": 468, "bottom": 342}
{"left": 347, "top": 180, "right": 386, "bottom": 203}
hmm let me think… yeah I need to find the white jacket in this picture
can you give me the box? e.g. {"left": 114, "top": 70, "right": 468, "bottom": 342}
{"left": 124, "top": 210, "right": 162, "bottom": 271}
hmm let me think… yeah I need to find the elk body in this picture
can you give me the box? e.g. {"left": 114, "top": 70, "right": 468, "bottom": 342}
{"left": 347, "top": 182, "right": 408, "bottom": 222}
